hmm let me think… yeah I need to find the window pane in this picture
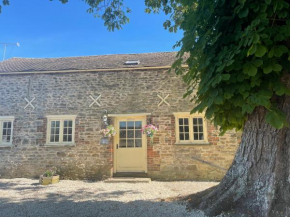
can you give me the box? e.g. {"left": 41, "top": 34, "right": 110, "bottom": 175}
{"left": 50, "top": 120, "right": 61, "bottom": 143}
{"left": 127, "top": 121, "right": 134, "bottom": 129}
{"left": 127, "top": 130, "right": 134, "bottom": 138}
{"left": 179, "top": 118, "right": 183, "bottom": 125}
{"left": 199, "top": 126, "right": 203, "bottom": 132}
{"left": 180, "top": 133, "right": 184, "bottom": 140}
{"left": 193, "top": 118, "right": 197, "bottom": 125}
{"left": 135, "top": 130, "right": 142, "bottom": 138}
{"left": 120, "top": 130, "right": 126, "bottom": 138}
{"left": 63, "top": 120, "right": 73, "bottom": 143}
{"left": 135, "top": 121, "right": 142, "bottom": 129}
{"left": 184, "top": 118, "right": 189, "bottom": 125}
{"left": 135, "top": 139, "right": 142, "bottom": 147}
{"left": 199, "top": 133, "right": 204, "bottom": 140}
{"left": 127, "top": 139, "right": 134, "bottom": 147}
{"left": 193, "top": 126, "right": 198, "bottom": 133}
{"left": 194, "top": 133, "right": 198, "bottom": 140}
{"left": 67, "top": 135, "right": 72, "bottom": 142}
{"left": 198, "top": 118, "right": 203, "bottom": 125}
{"left": 120, "top": 122, "right": 126, "bottom": 129}
{"left": 2, "top": 121, "right": 12, "bottom": 143}
{"left": 119, "top": 140, "right": 126, "bottom": 148}
{"left": 184, "top": 126, "right": 189, "bottom": 133}
{"left": 179, "top": 126, "right": 184, "bottom": 132}
{"left": 185, "top": 133, "right": 189, "bottom": 140}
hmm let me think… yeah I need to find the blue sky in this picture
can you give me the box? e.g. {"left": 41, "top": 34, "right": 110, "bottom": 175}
{"left": 0, "top": 0, "right": 183, "bottom": 59}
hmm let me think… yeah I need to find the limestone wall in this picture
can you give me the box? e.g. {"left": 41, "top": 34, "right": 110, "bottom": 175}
{"left": 0, "top": 70, "right": 240, "bottom": 180}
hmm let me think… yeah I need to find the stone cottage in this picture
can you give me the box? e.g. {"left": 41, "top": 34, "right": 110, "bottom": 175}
{"left": 0, "top": 52, "right": 240, "bottom": 181}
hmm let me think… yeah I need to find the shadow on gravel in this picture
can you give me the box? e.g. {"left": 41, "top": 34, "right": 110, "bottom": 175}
{"left": 0, "top": 193, "right": 194, "bottom": 217}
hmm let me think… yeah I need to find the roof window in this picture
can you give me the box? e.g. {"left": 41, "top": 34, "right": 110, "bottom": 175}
{"left": 124, "top": 60, "right": 140, "bottom": 65}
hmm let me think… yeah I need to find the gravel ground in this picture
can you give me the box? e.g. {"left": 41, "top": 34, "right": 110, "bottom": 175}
{"left": 0, "top": 178, "right": 218, "bottom": 217}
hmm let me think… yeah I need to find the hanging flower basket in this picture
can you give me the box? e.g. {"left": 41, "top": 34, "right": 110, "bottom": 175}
{"left": 101, "top": 125, "right": 117, "bottom": 138}
{"left": 141, "top": 124, "right": 158, "bottom": 145}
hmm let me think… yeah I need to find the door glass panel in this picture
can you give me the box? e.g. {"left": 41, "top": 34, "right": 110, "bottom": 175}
{"left": 127, "top": 121, "right": 134, "bottom": 129}
{"left": 135, "top": 139, "right": 142, "bottom": 147}
{"left": 127, "top": 130, "right": 134, "bottom": 138}
{"left": 120, "top": 122, "right": 126, "bottom": 129}
{"left": 127, "top": 139, "right": 134, "bottom": 148}
{"left": 119, "top": 120, "right": 143, "bottom": 148}
{"left": 120, "top": 130, "right": 126, "bottom": 138}
{"left": 135, "top": 121, "right": 142, "bottom": 129}
{"left": 135, "top": 131, "right": 142, "bottom": 138}
{"left": 119, "top": 140, "right": 126, "bottom": 148}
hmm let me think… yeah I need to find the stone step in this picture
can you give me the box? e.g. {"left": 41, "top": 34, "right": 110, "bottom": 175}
{"left": 104, "top": 177, "right": 151, "bottom": 183}
{"left": 113, "top": 172, "right": 148, "bottom": 178}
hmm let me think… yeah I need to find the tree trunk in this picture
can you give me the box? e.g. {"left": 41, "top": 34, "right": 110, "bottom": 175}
{"left": 198, "top": 94, "right": 290, "bottom": 216}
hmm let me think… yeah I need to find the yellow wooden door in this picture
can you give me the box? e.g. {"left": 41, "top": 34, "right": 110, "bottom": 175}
{"left": 115, "top": 117, "right": 147, "bottom": 173}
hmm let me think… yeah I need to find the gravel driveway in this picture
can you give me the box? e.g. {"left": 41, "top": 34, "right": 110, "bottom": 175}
{"left": 0, "top": 178, "right": 218, "bottom": 217}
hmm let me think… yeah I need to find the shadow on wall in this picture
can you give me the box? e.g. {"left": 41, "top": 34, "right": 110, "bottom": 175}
{"left": 0, "top": 181, "right": 197, "bottom": 217}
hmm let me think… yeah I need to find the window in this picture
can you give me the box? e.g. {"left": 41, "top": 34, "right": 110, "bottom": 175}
{"left": 173, "top": 113, "right": 208, "bottom": 144}
{"left": 46, "top": 115, "right": 77, "bottom": 145}
{"left": 119, "top": 120, "right": 143, "bottom": 148}
{"left": 0, "top": 116, "right": 14, "bottom": 146}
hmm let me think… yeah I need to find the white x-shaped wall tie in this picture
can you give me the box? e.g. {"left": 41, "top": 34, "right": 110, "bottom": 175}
{"left": 24, "top": 97, "right": 36, "bottom": 110}
{"left": 89, "top": 94, "right": 101, "bottom": 107}
{"left": 157, "top": 94, "right": 170, "bottom": 107}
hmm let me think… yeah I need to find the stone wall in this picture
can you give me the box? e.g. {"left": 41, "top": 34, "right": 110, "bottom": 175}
{"left": 0, "top": 69, "right": 240, "bottom": 180}
{"left": 147, "top": 115, "right": 241, "bottom": 181}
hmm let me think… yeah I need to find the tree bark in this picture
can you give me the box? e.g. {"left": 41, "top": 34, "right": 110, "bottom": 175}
{"left": 198, "top": 93, "right": 290, "bottom": 216}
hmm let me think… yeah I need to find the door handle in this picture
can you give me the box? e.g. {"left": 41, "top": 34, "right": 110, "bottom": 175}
{"left": 116, "top": 144, "right": 119, "bottom": 149}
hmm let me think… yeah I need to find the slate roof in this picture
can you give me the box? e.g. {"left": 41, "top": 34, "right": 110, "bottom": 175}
{"left": 0, "top": 52, "right": 179, "bottom": 73}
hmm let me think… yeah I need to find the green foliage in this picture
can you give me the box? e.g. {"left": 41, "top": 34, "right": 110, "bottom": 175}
{"left": 1, "top": 0, "right": 130, "bottom": 31}
{"left": 171, "top": 0, "right": 290, "bottom": 133}
{"left": 2, "top": 0, "right": 290, "bottom": 133}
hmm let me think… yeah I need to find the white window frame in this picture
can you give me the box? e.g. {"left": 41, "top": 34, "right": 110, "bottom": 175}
{"left": 46, "top": 115, "right": 77, "bottom": 146}
{"left": 0, "top": 116, "right": 15, "bottom": 147}
{"left": 173, "top": 112, "right": 208, "bottom": 145}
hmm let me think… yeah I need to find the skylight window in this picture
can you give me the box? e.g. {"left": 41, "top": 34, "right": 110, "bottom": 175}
{"left": 124, "top": 60, "right": 140, "bottom": 65}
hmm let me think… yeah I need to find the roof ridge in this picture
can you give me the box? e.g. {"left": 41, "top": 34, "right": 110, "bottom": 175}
{"left": 3, "top": 51, "right": 177, "bottom": 61}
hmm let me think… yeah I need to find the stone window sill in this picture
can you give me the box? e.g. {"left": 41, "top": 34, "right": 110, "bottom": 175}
{"left": 0, "top": 144, "right": 13, "bottom": 148}
{"left": 175, "top": 142, "right": 211, "bottom": 146}
{"left": 44, "top": 143, "right": 76, "bottom": 147}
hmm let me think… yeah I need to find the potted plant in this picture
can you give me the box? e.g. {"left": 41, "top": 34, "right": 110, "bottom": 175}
{"left": 141, "top": 124, "right": 158, "bottom": 145}
{"left": 39, "top": 167, "right": 60, "bottom": 185}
